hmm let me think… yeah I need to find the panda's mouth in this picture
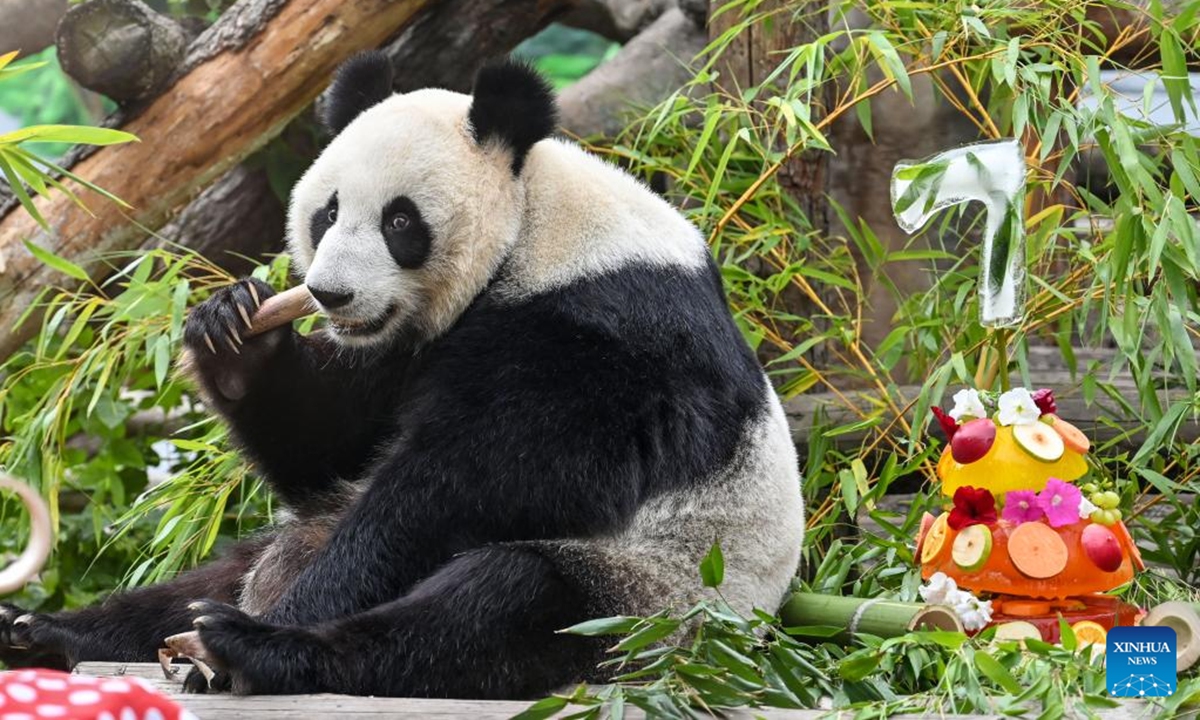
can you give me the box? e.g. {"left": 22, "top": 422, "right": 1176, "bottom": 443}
{"left": 327, "top": 304, "right": 398, "bottom": 338}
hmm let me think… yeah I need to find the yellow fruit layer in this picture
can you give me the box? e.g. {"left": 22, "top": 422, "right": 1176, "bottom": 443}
{"left": 939, "top": 426, "right": 1087, "bottom": 497}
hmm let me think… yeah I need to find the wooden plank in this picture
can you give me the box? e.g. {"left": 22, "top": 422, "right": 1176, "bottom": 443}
{"left": 783, "top": 347, "right": 1198, "bottom": 449}
{"left": 75, "top": 662, "right": 1165, "bottom": 719}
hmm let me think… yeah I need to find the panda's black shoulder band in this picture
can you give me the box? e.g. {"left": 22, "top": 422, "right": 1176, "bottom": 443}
{"left": 323, "top": 51, "right": 396, "bottom": 135}
{"left": 468, "top": 59, "right": 557, "bottom": 175}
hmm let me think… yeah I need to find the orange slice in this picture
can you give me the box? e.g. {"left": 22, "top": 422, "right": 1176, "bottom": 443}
{"left": 1007, "top": 522, "right": 1069, "bottom": 579}
{"left": 915, "top": 512, "right": 935, "bottom": 560}
{"left": 1048, "top": 415, "right": 1090, "bottom": 454}
{"left": 1070, "top": 620, "right": 1107, "bottom": 646}
{"left": 921, "top": 513, "right": 949, "bottom": 564}
{"left": 1002, "top": 600, "right": 1051, "bottom": 617}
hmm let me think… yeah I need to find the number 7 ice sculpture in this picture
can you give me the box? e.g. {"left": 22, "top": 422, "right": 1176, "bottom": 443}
{"left": 890, "top": 138, "right": 1026, "bottom": 327}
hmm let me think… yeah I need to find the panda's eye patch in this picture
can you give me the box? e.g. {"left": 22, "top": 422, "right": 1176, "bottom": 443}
{"left": 380, "top": 196, "right": 431, "bottom": 269}
{"left": 310, "top": 193, "right": 338, "bottom": 249}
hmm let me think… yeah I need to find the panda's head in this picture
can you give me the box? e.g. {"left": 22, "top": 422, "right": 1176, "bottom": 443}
{"left": 287, "top": 52, "right": 556, "bottom": 346}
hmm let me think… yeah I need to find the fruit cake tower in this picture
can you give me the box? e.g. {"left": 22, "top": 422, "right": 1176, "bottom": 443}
{"left": 915, "top": 386, "right": 1144, "bottom": 643}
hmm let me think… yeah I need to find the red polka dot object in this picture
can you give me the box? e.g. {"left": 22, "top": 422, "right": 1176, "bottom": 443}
{"left": 0, "top": 669, "right": 195, "bottom": 720}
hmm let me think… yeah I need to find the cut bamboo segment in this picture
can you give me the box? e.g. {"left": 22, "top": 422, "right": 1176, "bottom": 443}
{"left": 1141, "top": 601, "right": 1200, "bottom": 672}
{"left": 780, "top": 593, "right": 962, "bottom": 641}
{"left": 246, "top": 285, "right": 318, "bottom": 337}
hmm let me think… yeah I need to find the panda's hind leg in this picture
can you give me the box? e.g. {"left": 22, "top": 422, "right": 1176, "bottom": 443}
{"left": 187, "top": 544, "right": 607, "bottom": 698}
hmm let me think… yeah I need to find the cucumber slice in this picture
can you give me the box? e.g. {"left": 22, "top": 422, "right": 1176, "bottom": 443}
{"left": 951, "top": 524, "right": 993, "bottom": 572}
{"left": 1012, "top": 422, "right": 1065, "bottom": 463}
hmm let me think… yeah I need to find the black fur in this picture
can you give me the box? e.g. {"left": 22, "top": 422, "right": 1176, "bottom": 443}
{"left": 0, "top": 258, "right": 764, "bottom": 698}
{"left": 380, "top": 196, "right": 433, "bottom": 269}
{"left": 322, "top": 51, "right": 395, "bottom": 135}
{"left": 310, "top": 193, "right": 337, "bottom": 249}
{"left": 468, "top": 60, "right": 557, "bottom": 174}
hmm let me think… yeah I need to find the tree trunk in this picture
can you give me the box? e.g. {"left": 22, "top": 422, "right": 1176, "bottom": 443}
{"left": 0, "top": 0, "right": 69, "bottom": 57}
{"left": 708, "top": 0, "right": 831, "bottom": 367}
{"left": 0, "top": 0, "right": 437, "bottom": 362}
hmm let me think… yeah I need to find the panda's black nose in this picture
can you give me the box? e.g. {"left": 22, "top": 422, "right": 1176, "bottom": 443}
{"left": 308, "top": 286, "right": 355, "bottom": 310}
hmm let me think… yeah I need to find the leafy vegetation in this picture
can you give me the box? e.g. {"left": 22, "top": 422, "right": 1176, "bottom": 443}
{"left": 0, "top": 0, "right": 1197, "bottom": 717}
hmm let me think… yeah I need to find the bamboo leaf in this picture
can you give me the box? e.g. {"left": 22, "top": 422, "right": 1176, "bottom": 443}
{"left": 23, "top": 240, "right": 90, "bottom": 282}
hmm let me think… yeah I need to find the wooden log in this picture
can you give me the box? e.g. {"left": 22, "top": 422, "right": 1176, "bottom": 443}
{"left": 0, "top": 0, "right": 69, "bottom": 58}
{"left": 0, "top": 0, "right": 438, "bottom": 363}
{"left": 56, "top": 0, "right": 188, "bottom": 102}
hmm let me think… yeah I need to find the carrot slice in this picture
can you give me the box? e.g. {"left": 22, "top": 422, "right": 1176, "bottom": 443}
{"left": 921, "top": 513, "right": 949, "bottom": 564}
{"left": 1007, "top": 522, "right": 1069, "bottom": 579}
{"left": 1002, "top": 600, "right": 1051, "bottom": 617}
{"left": 1049, "top": 415, "right": 1090, "bottom": 454}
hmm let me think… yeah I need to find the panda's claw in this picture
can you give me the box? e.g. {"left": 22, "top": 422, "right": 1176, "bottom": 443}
{"left": 225, "top": 338, "right": 240, "bottom": 355}
{"left": 203, "top": 332, "right": 217, "bottom": 354}
{"left": 236, "top": 303, "right": 253, "bottom": 330}
{"left": 247, "top": 282, "right": 261, "bottom": 309}
{"left": 227, "top": 325, "right": 242, "bottom": 346}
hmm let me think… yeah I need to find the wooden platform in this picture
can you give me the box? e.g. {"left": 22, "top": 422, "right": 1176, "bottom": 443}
{"left": 76, "top": 662, "right": 1170, "bottom": 719}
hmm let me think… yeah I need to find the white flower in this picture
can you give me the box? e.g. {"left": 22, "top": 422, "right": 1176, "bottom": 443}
{"left": 918, "top": 572, "right": 958, "bottom": 605}
{"left": 1078, "top": 496, "right": 1098, "bottom": 520}
{"left": 948, "top": 389, "right": 988, "bottom": 422}
{"left": 996, "top": 388, "right": 1041, "bottom": 426}
{"left": 957, "top": 599, "right": 994, "bottom": 631}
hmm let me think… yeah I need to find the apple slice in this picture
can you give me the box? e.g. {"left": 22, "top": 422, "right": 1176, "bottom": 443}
{"left": 921, "top": 513, "right": 949, "bottom": 564}
{"left": 1007, "top": 522, "right": 1069, "bottom": 578}
{"left": 1048, "top": 415, "right": 1090, "bottom": 454}
{"left": 994, "top": 620, "right": 1042, "bottom": 645}
{"left": 951, "top": 524, "right": 993, "bottom": 572}
{"left": 1012, "top": 422, "right": 1065, "bottom": 463}
{"left": 1081, "top": 523, "right": 1124, "bottom": 572}
{"left": 951, "top": 418, "right": 997, "bottom": 464}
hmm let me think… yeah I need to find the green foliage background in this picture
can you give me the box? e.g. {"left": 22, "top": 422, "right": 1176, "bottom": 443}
{"left": 1, "top": 3, "right": 1199, "bottom": 717}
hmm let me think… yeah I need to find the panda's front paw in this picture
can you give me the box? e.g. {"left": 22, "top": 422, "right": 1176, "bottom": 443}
{"left": 184, "top": 278, "right": 290, "bottom": 402}
{"left": 187, "top": 600, "right": 327, "bottom": 695}
{"left": 0, "top": 603, "right": 76, "bottom": 670}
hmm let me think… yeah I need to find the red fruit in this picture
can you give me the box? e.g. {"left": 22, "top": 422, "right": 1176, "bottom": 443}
{"left": 931, "top": 406, "right": 959, "bottom": 441}
{"left": 1032, "top": 388, "right": 1057, "bottom": 416}
{"left": 1081, "top": 523, "right": 1124, "bottom": 572}
{"left": 950, "top": 418, "right": 996, "bottom": 464}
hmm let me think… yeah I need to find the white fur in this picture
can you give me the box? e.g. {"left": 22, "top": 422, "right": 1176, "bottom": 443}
{"left": 496, "top": 139, "right": 708, "bottom": 300}
{"left": 287, "top": 89, "right": 523, "bottom": 344}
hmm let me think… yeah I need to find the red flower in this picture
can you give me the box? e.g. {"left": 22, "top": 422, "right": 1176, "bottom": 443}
{"left": 931, "top": 406, "right": 958, "bottom": 441}
{"left": 948, "top": 486, "right": 997, "bottom": 529}
{"left": 1031, "top": 388, "right": 1057, "bottom": 416}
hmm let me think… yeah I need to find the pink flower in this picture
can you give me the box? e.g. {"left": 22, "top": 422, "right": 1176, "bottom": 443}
{"left": 1002, "top": 490, "right": 1044, "bottom": 524}
{"left": 1036, "top": 478, "right": 1082, "bottom": 528}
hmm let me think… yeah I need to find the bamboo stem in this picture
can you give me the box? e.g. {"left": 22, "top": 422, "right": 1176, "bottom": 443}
{"left": 1141, "top": 601, "right": 1200, "bottom": 672}
{"left": 780, "top": 593, "right": 962, "bottom": 641}
{"left": 246, "top": 285, "right": 317, "bottom": 337}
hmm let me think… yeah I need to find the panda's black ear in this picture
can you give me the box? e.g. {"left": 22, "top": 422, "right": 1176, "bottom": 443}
{"left": 468, "top": 59, "right": 557, "bottom": 175}
{"left": 322, "top": 51, "right": 395, "bottom": 135}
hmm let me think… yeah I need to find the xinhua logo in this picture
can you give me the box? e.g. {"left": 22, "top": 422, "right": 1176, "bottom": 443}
{"left": 1106, "top": 626, "right": 1177, "bottom": 697}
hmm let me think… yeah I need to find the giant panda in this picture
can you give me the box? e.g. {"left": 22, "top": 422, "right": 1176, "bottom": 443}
{"left": 0, "top": 53, "right": 804, "bottom": 698}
